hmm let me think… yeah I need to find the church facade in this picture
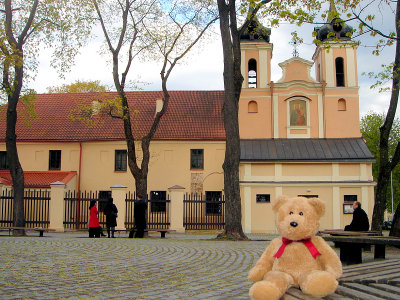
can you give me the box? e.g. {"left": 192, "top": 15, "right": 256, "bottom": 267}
{"left": 0, "top": 17, "right": 374, "bottom": 233}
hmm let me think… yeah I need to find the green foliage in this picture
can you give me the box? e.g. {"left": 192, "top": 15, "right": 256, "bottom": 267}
{"left": 19, "top": 90, "right": 39, "bottom": 127}
{"left": 361, "top": 112, "right": 400, "bottom": 212}
{"left": 47, "top": 80, "right": 109, "bottom": 93}
{"left": 0, "top": 1, "right": 96, "bottom": 84}
{"left": 68, "top": 94, "right": 122, "bottom": 128}
{"left": 363, "top": 63, "right": 397, "bottom": 93}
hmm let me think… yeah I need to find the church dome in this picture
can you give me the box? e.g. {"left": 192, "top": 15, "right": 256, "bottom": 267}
{"left": 315, "top": 18, "right": 353, "bottom": 42}
{"left": 240, "top": 17, "right": 271, "bottom": 43}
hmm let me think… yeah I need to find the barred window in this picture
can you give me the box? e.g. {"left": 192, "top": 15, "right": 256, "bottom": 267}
{"left": 0, "top": 151, "right": 8, "bottom": 170}
{"left": 49, "top": 150, "right": 61, "bottom": 170}
{"left": 190, "top": 149, "right": 203, "bottom": 169}
{"left": 115, "top": 150, "right": 127, "bottom": 171}
{"left": 150, "top": 191, "right": 166, "bottom": 213}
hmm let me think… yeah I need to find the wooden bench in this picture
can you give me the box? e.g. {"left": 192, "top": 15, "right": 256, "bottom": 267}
{"left": 112, "top": 228, "right": 176, "bottom": 238}
{"left": 321, "top": 233, "right": 400, "bottom": 265}
{"left": 283, "top": 259, "right": 400, "bottom": 299}
{"left": 148, "top": 229, "right": 176, "bottom": 238}
{"left": 126, "top": 229, "right": 176, "bottom": 238}
{"left": 0, "top": 226, "right": 56, "bottom": 237}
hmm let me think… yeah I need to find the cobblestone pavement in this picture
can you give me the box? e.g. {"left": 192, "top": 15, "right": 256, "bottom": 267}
{"left": 0, "top": 232, "right": 269, "bottom": 300}
{"left": 1, "top": 232, "right": 399, "bottom": 300}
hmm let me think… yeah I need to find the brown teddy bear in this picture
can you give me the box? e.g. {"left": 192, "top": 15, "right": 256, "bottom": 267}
{"left": 248, "top": 195, "right": 342, "bottom": 300}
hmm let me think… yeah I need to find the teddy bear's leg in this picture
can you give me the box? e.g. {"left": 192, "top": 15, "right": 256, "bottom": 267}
{"left": 249, "top": 271, "right": 293, "bottom": 300}
{"left": 298, "top": 270, "right": 338, "bottom": 297}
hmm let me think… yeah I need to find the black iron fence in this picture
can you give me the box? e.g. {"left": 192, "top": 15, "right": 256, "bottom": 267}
{"left": 183, "top": 193, "right": 225, "bottom": 230}
{"left": 0, "top": 189, "right": 50, "bottom": 228}
{"left": 64, "top": 191, "right": 106, "bottom": 229}
{"left": 125, "top": 192, "right": 170, "bottom": 229}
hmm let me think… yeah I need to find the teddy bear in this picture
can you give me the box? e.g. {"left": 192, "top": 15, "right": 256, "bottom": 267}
{"left": 248, "top": 195, "right": 342, "bottom": 300}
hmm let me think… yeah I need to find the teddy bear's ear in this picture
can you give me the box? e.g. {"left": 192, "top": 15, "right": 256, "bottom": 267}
{"left": 272, "top": 195, "right": 289, "bottom": 212}
{"left": 308, "top": 197, "right": 325, "bottom": 217}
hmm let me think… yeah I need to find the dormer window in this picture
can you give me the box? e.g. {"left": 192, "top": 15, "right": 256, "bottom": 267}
{"left": 248, "top": 59, "right": 257, "bottom": 88}
{"left": 335, "top": 57, "right": 345, "bottom": 87}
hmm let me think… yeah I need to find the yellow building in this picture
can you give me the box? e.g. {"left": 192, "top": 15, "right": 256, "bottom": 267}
{"left": 0, "top": 17, "right": 374, "bottom": 233}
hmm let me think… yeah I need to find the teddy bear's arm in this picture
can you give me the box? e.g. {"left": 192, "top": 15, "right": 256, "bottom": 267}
{"left": 313, "top": 236, "right": 343, "bottom": 278}
{"left": 248, "top": 238, "right": 279, "bottom": 282}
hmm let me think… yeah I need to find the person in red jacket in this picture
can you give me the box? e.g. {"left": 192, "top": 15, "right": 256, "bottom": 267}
{"left": 89, "top": 200, "right": 102, "bottom": 238}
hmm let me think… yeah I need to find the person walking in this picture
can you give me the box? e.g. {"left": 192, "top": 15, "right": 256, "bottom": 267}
{"left": 88, "top": 200, "right": 102, "bottom": 238}
{"left": 104, "top": 197, "right": 118, "bottom": 238}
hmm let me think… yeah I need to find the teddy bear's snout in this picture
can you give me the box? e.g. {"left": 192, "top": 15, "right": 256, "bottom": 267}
{"left": 290, "top": 221, "right": 298, "bottom": 227}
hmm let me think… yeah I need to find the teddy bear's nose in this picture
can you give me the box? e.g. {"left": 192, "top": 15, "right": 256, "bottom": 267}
{"left": 290, "top": 222, "right": 298, "bottom": 227}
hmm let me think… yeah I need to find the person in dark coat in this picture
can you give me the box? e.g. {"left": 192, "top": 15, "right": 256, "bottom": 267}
{"left": 133, "top": 194, "right": 147, "bottom": 238}
{"left": 103, "top": 197, "right": 118, "bottom": 238}
{"left": 345, "top": 201, "right": 370, "bottom": 231}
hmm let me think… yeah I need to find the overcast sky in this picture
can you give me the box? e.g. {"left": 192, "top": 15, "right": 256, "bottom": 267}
{"left": 29, "top": 13, "right": 396, "bottom": 119}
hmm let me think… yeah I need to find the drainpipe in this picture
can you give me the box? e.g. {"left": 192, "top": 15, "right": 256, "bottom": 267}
{"left": 76, "top": 142, "right": 83, "bottom": 229}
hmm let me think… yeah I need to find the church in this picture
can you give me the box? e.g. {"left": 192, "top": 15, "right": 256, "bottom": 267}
{"left": 0, "top": 12, "right": 374, "bottom": 233}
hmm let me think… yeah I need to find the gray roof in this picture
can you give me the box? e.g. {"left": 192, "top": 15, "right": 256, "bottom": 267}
{"left": 240, "top": 138, "right": 375, "bottom": 162}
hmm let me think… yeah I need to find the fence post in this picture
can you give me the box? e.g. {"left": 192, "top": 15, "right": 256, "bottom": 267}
{"left": 110, "top": 184, "right": 127, "bottom": 230}
{"left": 50, "top": 181, "right": 66, "bottom": 232}
{"left": 0, "top": 182, "right": 3, "bottom": 194}
{"left": 168, "top": 185, "right": 185, "bottom": 233}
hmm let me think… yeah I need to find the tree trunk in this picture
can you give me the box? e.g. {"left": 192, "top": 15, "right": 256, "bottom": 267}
{"left": 5, "top": 63, "right": 26, "bottom": 236}
{"left": 372, "top": 0, "right": 400, "bottom": 233}
{"left": 216, "top": 0, "right": 247, "bottom": 240}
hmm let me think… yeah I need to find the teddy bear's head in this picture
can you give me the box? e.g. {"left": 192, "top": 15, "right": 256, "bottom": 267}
{"left": 272, "top": 195, "right": 325, "bottom": 241}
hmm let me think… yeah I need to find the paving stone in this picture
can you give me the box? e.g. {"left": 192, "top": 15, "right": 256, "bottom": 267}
{"left": 0, "top": 232, "right": 399, "bottom": 299}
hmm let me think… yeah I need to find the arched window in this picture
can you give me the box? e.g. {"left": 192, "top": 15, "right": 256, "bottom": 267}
{"left": 248, "top": 59, "right": 257, "bottom": 88}
{"left": 335, "top": 57, "right": 345, "bottom": 87}
{"left": 289, "top": 99, "right": 307, "bottom": 126}
{"left": 338, "top": 98, "right": 346, "bottom": 111}
{"left": 248, "top": 101, "right": 258, "bottom": 113}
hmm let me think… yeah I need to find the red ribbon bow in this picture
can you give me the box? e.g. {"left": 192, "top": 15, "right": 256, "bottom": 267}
{"left": 274, "top": 237, "right": 321, "bottom": 259}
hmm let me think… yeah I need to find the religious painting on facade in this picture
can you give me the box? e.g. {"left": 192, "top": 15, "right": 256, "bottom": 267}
{"left": 290, "top": 100, "right": 307, "bottom": 126}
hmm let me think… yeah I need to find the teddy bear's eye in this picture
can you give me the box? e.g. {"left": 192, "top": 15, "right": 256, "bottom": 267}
{"left": 299, "top": 212, "right": 303, "bottom": 216}
{"left": 289, "top": 211, "right": 293, "bottom": 215}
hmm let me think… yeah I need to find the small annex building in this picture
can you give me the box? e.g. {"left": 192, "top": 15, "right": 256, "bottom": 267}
{"left": 0, "top": 11, "right": 374, "bottom": 233}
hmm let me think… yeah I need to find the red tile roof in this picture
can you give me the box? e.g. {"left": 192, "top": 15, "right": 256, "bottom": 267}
{"left": 0, "top": 91, "right": 225, "bottom": 142}
{"left": 0, "top": 171, "right": 77, "bottom": 188}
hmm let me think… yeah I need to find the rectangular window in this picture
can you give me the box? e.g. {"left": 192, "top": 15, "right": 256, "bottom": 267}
{"left": 298, "top": 195, "right": 319, "bottom": 199}
{"left": 190, "top": 149, "right": 203, "bottom": 169}
{"left": 150, "top": 191, "right": 166, "bottom": 213}
{"left": 49, "top": 150, "right": 61, "bottom": 170}
{"left": 0, "top": 151, "right": 8, "bottom": 170}
{"left": 256, "top": 194, "right": 270, "bottom": 203}
{"left": 206, "top": 191, "right": 222, "bottom": 215}
{"left": 115, "top": 150, "right": 127, "bottom": 171}
{"left": 344, "top": 195, "right": 357, "bottom": 203}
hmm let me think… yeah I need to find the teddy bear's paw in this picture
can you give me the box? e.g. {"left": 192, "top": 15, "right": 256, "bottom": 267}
{"left": 249, "top": 281, "right": 282, "bottom": 300}
{"left": 300, "top": 270, "right": 338, "bottom": 297}
{"left": 248, "top": 267, "right": 266, "bottom": 282}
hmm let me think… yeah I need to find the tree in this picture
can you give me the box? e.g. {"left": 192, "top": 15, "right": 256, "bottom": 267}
{"left": 91, "top": 0, "right": 217, "bottom": 198}
{"left": 47, "top": 80, "right": 108, "bottom": 93}
{"left": 215, "top": 0, "right": 323, "bottom": 240}
{"left": 338, "top": 0, "right": 400, "bottom": 234}
{"left": 0, "top": 0, "right": 94, "bottom": 235}
{"left": 361, "top": 112, "right": 400, "bottom": 213}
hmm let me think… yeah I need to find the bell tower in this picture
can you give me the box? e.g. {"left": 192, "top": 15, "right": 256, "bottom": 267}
{"left": 238, "top": 17, "right": 274, "bottom": 139}
{"left": 313, "top": 1, "right": 358, "bottom": 88}
{"left": 312, "top": 1, "right": 361, "bottom": 138}
{"left": 239, "top": 17, "right": 272, "bottom": 89}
